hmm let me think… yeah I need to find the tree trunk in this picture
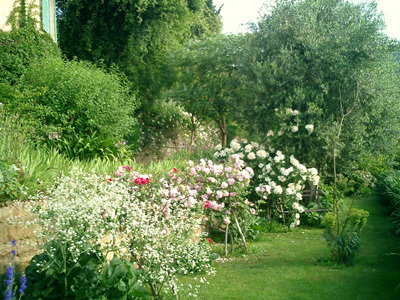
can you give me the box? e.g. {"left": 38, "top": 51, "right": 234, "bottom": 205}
{"left": 217, "top": 115, "right": 228, "bottom": 148}
{"left": 232, "top": 209, "right": 248, "bottom": 255}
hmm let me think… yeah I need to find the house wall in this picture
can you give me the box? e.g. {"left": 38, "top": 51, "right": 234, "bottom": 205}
{"left": 0, "top": 0, "right": 56, "bottom": 42}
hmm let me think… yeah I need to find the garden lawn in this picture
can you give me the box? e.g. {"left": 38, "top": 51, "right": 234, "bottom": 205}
{"left": 181, "top": 193, "right": 400, "bottom": 300}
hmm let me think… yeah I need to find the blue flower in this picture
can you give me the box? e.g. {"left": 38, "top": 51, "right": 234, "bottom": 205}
{"left": 5, "top": 265, "right": 14, "bottom": 300}
{"left": 11, "top": 239, "right": 16, "bottom": 247}
{"left": 19, "top": 275, "right": 27, "bottom": 295}
{"left": 5, "top": 288, "right": 12, "bottom": 300}
{"left": 6, "top": 265, "right": 13, "bottom": 283}
{"left": 11, "top": 249, "right": 17, "bottom": 256}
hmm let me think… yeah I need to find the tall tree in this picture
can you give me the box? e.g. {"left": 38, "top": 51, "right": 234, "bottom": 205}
{"left": 56, "top": 0, "right": 221, "bottom": 105}
{"left": 237, "top": 0, "right": 400, "bottom": 175}
{"left": 169, "top": 34, "right": 244, "bottom": 147}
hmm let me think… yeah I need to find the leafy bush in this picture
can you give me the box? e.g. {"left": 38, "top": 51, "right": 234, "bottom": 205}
{"left": 0, "top": 27, "right": 60, "bottom": 85}
{"left": 24, "top": 241, "right": 148, "bottom": 300}
{"left": 46, "top": 134, "right": 133, "bottom": 161}
{"left": 323, "top": 208, "right": 369, "bottom": 265}
{"left": 0, "top": 157, "right": 26, "bottom": 207}
{"left": 18, "top": 56, "right": 137, "bottom": 141}
{"left": 377, "top": 170, "right": 400, "bottom": 234}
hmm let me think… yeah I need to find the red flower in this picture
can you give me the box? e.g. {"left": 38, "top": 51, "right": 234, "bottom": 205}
{"left": 134, "top": 177, "right": 150, "bottom": 186}
{"left": 123, "top": 166, "right": 132, "bottom": 172}
{"left": 206, "top": 237, "right": 214, "bottom": 245}
{"left": 173, "top": 168, "right": 178, "bottom": 173}
{"left": 203, "top": 201, "right": 211, "bottom": 209}
{"left": 105, "top": 178, "right": 112, "bottom": 182}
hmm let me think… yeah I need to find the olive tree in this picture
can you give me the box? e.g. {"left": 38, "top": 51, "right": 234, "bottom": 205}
{"left": 236, "top": 0, "right": 400, "bottom": 176}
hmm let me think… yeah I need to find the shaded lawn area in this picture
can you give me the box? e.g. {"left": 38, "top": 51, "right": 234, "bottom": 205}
{"left": 181, "top": 194, "right": 400, "bottom": 300}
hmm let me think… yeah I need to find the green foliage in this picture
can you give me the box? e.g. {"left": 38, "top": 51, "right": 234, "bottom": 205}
{"left": 323, "top": 208, "right": 369, "bottom": 265}
{"left": 0, "top": 26, "right": 60, "bottom": 86}
{"left": 47, "top": 135, "right": 133, "bottom": 162}
{"left": 377, "top": 170, "right": 400, "bottom": 235}
{"left": 169, "top": 34, "right": 245, "bottom": 147}
{"left": 137, "top": 100, "right": 187, "bottom": 155}
{"left": 237, "top": 0, "right": 400, "bottom": 177}
{"left": 56, "top": 0, "right": 221, "bottom": 106}
{"left": 0, "top": 157, "right": 26, "bottom": 207}
{"left": 18, "top": 56, "right": 137, "bottom": 142}
{"left": 323, "top": 230, "right": 361, "bottom": 265}
{"left": 336, "top": 174, "right": 357, "bottom": 196}
{"left": 8, "top": 55, "right": 139, "bottom": 160}
{"left": 24, "top": 241, "right": 148, "bottom": 300}
{"left": 0, "top": 105, "right": 137, "bottom": 202}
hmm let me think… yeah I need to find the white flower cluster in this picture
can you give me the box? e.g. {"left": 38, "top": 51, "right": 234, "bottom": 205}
{"left": 214, "top": 138, "right": 269, "bottom": 163}
{"left": 32, "top": 167, "right": 213, "bottom": 296}
{"left": 255, "top": 152, "right": 319, "bottom": 227}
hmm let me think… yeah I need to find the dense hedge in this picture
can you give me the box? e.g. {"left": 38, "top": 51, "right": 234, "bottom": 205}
{"left": 377, "top": 170, "right": 400, "bottom": 235}
{"left": 0, "top": 27, "right": 60, "bottom": 85}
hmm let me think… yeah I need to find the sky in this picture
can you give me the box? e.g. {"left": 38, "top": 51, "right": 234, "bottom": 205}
{"left": 213, "top": 0, "right": 400, "bottom": 40}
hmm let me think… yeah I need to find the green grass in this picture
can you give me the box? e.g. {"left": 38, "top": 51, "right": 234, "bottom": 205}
{"left": 180, "top": 194, "right": 400, "bottom": 300}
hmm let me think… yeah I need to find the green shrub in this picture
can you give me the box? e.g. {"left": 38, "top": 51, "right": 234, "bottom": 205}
{"left": 0, "top": 157, "right": 26, "bottom": 206}
{"left": 46, "top": 134, "right": 133, "bottom": 161}
{"left": 14, "top": 56, "right": 139, "bottom": 158}
{"left": 377, "top": 170, "right": 400, "bottom": 235}
{"left": 24, "top": 241, "right": 148, "bottom": 300}
{"left": 323, "top": 208, "right": 369, "bottom": 265}
{"left": 0, "top": 27, "right": 60, "bottom": 85}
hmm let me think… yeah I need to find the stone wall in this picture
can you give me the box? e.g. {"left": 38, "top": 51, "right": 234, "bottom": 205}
{"left": 0, "top": 202, "right": 42, "bottom": 272}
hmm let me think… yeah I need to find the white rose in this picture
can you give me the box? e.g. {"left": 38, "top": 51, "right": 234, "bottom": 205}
{"left": 305, "top": 124, "right": 314, "bottom": 133}
{"left": 247, "top": 152, "right": 256, "bottom": 160}
{"left": 245, "top": 144, "right": 253, "bottom": 153}
{"left": 256, "top": 149, "right": 267, "bottom": 159}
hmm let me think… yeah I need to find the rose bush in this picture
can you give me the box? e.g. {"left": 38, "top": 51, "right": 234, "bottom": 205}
{"left": 214, "top": 136, "right": 319, "bottom": 228}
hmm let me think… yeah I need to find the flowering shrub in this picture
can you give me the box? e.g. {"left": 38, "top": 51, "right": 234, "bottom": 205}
{"left": 214, "top": 138, "right": 319, "bottom": 228}
{"left": 351, "top": 169, "right": 376, "bottom": 195}
{"left": 31, "top": 167, "right": 213, "bottom": 298}
{"left": 183, "top": 155, "right": 255, "bottom": 254}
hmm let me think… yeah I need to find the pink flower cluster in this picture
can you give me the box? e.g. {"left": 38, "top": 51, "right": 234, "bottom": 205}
{"left": 187, "top": 155, "right": 254, "bottom": 213}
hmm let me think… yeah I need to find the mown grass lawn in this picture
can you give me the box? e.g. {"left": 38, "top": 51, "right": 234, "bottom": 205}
{"left": 180, "top": 194, "right": 400, "bottom": 300}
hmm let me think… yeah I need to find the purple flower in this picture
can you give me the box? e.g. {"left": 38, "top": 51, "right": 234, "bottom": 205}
{"left": 19, "top": 275, "right": 27, "bottom": 295}
{"left": 6, "top": 265, "right": 13, "bottom": 284}
{"left": 11, "top": 239, "right": 16, "bottom": 247}
{"left": 5, "top": 265, "right": 14, "bottom": 300}
{"left": 5, "top": 289, "right": 12, "bottom": 300}
{"left": 11, "top": 249, "right": 16, "bottom": 256}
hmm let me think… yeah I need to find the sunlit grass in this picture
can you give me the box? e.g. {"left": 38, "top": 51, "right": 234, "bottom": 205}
{"left": 179, "top": 194, "right": 400, "bottom": 300}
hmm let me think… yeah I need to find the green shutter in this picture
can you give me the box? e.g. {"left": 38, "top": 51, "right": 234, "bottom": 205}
{"left": 54, "top": 0, "right": 57, "bottom": 43}
{"left": 42, "top": 0, "right": 50, "bottom": 34}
